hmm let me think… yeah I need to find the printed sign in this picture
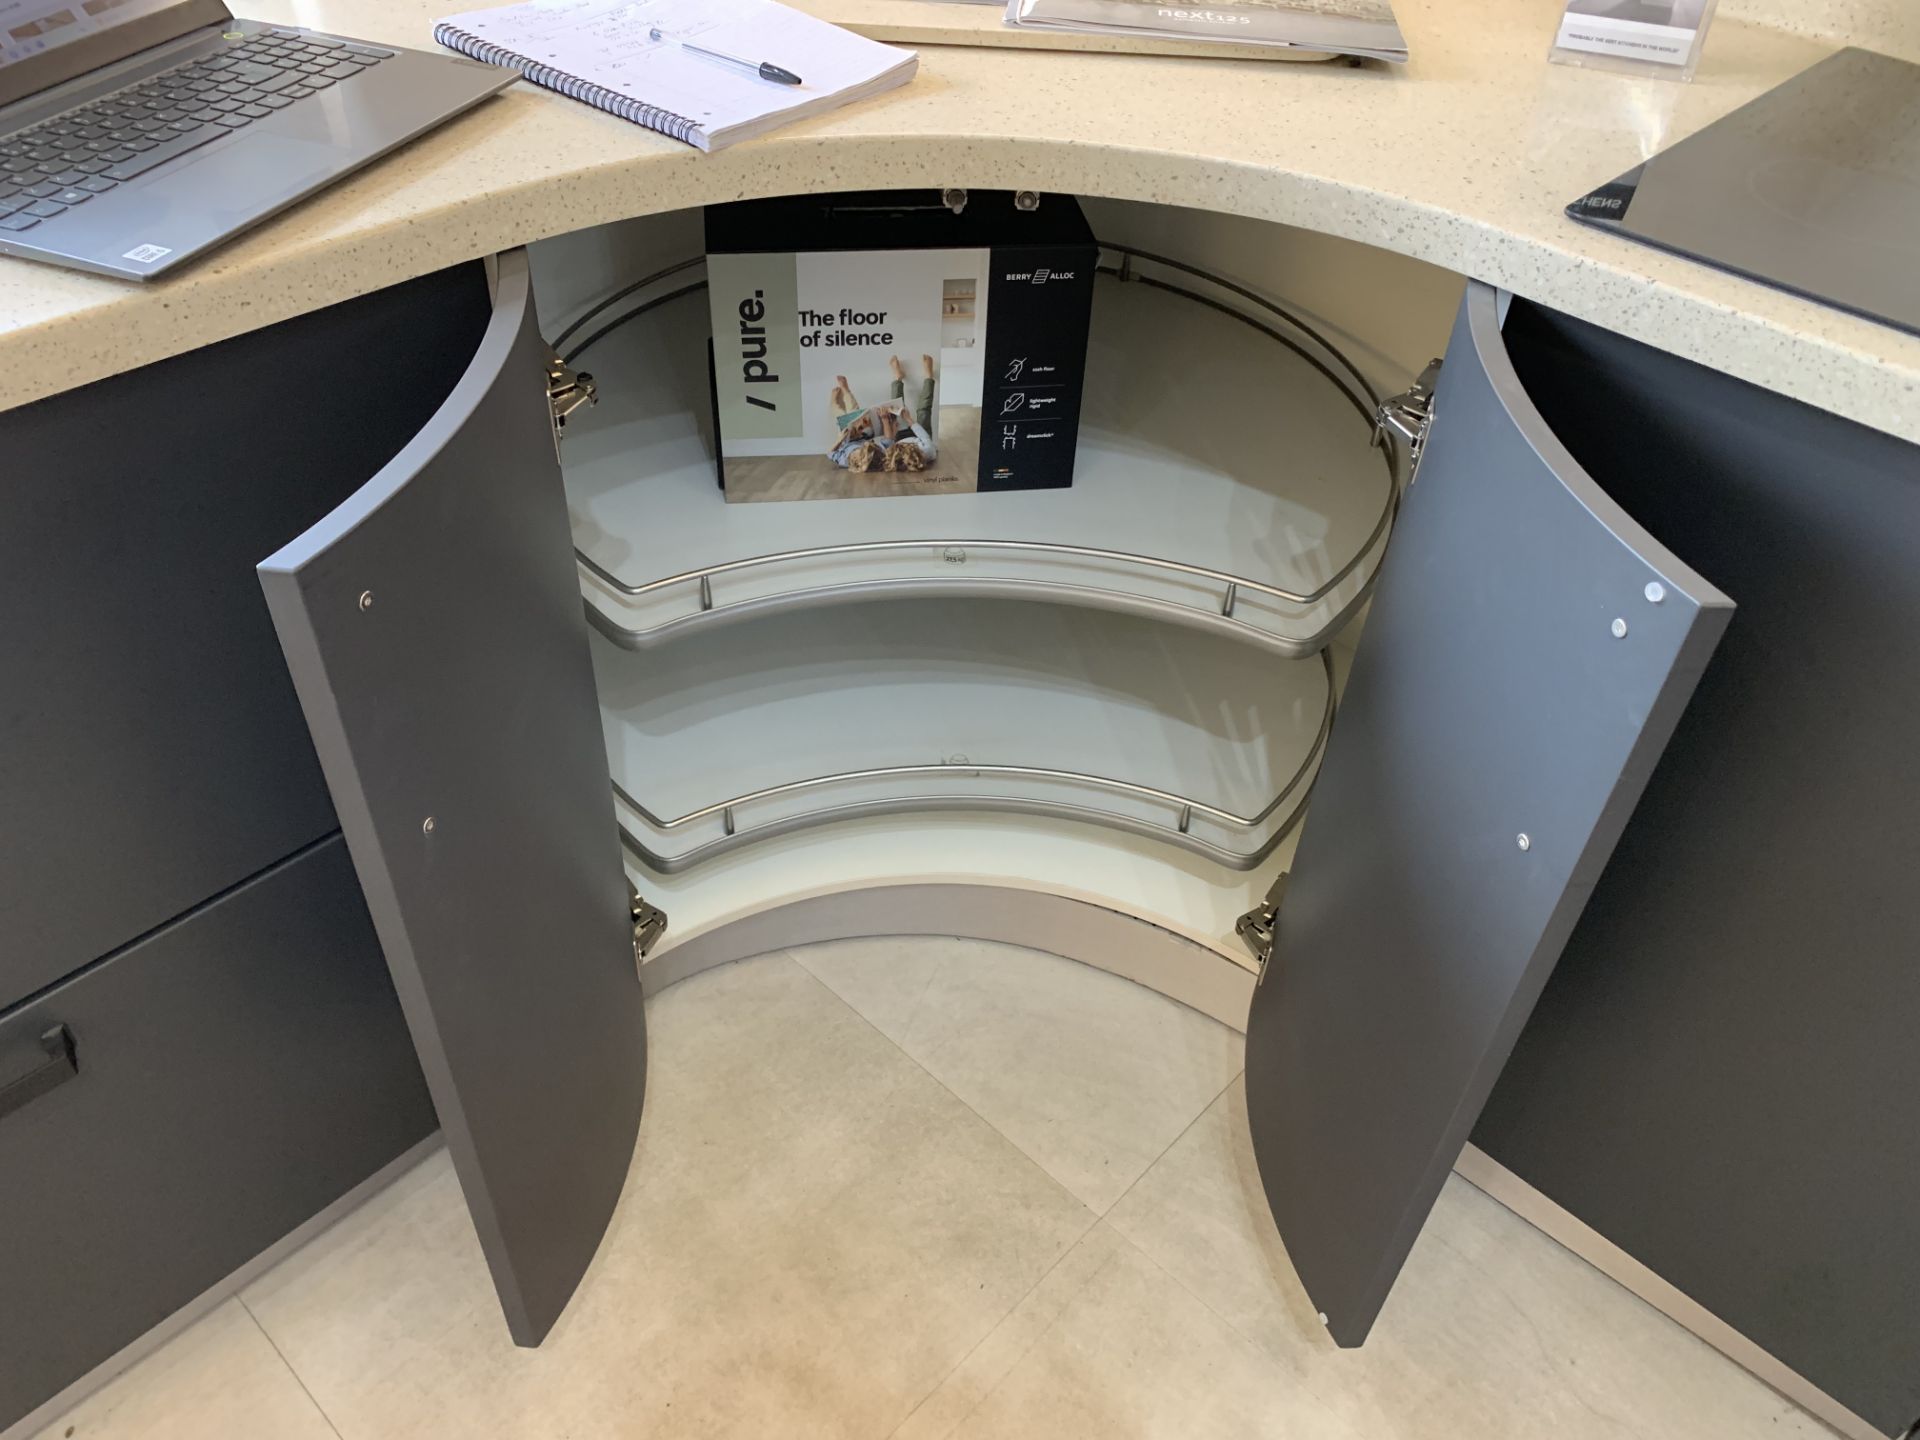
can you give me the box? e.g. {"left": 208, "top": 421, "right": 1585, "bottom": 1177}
{"left": 1552, "top": 0, "right": 1715, "bottom": 73}
{"left": 704, "top": 193, "right": 1097, "bottom": 502}
{"left": 709, "top": 247, "right": 988, "bottom": 497}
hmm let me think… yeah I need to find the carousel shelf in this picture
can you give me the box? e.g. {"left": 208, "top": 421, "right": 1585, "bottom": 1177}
{"left": 596, "top": 596, "right": 1334, "bottom": 872}
{"left": 563, "top": 247, "right": 1402, "bottom": 658}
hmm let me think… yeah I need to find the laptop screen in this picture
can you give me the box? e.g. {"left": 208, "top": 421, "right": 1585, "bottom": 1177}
{"left": 0, "top": 0, "right": 230, "bottom": 107}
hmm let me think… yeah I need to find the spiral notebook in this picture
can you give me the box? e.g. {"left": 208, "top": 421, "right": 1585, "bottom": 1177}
{"left": 434, "top": 0, "right": 918, "bottom": 152}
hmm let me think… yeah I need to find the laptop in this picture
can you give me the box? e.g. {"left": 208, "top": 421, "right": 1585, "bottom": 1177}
{"left": 0, "top": 0, "right": 515, "bottom": 280}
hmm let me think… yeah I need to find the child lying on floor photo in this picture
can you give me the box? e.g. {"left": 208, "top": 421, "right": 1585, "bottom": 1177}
{"left": 828, "top": 354, "right": 939, "bottom": 472}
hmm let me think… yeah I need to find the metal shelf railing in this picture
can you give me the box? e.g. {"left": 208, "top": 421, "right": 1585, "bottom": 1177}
{"left": 610, "top": 651, "right": 1335, "bottom": 873}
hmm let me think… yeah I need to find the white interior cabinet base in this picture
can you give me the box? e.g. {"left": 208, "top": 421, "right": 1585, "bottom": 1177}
{"left": 626, "top": 806, "right": 1282, "bottom": 1027}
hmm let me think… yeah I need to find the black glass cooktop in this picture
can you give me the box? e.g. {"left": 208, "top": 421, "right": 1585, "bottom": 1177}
{"left": 1569, "top": 47, "right": 1920, "bottom": 336}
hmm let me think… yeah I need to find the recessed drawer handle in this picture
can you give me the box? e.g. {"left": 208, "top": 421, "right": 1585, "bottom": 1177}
{"left": 0, "top": 1024, "right": 79, "bottom": 1121}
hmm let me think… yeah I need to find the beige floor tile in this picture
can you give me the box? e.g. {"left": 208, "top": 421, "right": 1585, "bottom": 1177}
{"left": 1100, "top": 1077, "right": 1324, "bottom": 1380}
{"left": 890, "top": 1222, "right": 1129, "bottom": 1440}
{"left": 800, "top": 936, "right": 1243, "bottom": 1214}
{"left": 57, "top": 940, "right": 1840, "bottom": 1440}
{"left": 789, "top": 935, "right": 943, "bottom": 1042}
{"left": 945, "top": 1236, "right": 1371, "bottom": 1440}
{"left": 1105, "top": 1081, "right": 1838, "bottom": 1440}
{"left": 241, "top": 954, "right": 1094, "bottom": 1440}
{"left": 31, "top": 1300, "right": 336, "bottom": 1440}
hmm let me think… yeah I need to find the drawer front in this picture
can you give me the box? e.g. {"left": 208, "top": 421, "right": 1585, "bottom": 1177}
{"left": 0, "top": 835, "right": 436, "bottom": 1431}
{"left": 0, "top": 261, "right": 492, "bottom": 1009}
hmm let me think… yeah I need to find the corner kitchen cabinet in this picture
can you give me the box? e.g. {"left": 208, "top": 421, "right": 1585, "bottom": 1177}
{"left": 252, "top": 243, "right": 1729, "bottom": 1353}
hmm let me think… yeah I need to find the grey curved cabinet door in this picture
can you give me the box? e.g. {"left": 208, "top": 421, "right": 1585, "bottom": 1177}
{"left": 258, "top": 250, "right": 644, "bottom": 1346}
{"left": 1245, "top": 282, "right": 1734, "bottom": 1346}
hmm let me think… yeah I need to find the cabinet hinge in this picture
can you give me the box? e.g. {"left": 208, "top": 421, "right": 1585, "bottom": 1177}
{"left": 1235, "top": 871, "right": 1289, "bottom": 985}
{"left": 628, "top": 880, "right": 668, "bottom": 966}
{"left": 1373, "top": 358, "right": 1443, "bottom": 481}
{"left": 546, "top": 349, "right": 598, "bottom": 438}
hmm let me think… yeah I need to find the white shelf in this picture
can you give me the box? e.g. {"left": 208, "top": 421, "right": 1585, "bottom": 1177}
{"left": 596, "top": 597, "right": 1332, "bottom": 872}
{"left": 564, "top": 255, "right": 1396, "bottom": 657}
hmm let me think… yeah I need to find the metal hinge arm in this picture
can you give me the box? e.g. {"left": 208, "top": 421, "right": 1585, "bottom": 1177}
{"left": 1372, "top": 358, "right": 1443, "bottom": 481}
{"left": 628, "top": 880, "right": 668, "bottom": 966}
{"left": 1235, "top": 871, "right": 1289, "bottom": 986}
{"left": 546, "top": 349, "right": 599, "bottom": 438}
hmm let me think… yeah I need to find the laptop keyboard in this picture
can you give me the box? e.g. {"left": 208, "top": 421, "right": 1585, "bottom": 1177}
{"left": 0, "top": 30, "right": 393, "bottom": 234}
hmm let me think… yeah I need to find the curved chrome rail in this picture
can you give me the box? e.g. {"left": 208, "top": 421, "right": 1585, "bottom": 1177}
{"left": 576, "top": 522, "right": 1388, "bottom": 612}
{"left": 610, "top": 651, "right": 1335, "bottom": 873}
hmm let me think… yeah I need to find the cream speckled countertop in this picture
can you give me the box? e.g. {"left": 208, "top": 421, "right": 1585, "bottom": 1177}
{"left": 1, "top": 0, "right": 1917, "bottom": 441}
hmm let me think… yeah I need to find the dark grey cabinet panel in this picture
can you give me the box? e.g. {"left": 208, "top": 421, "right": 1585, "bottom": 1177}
{"left": 1244, "top": 282, "right": 1733, "bottom": 1346}
{"left": 0, "top": 263, "right": 490, "bottom": 1010}
{"left": 0, "top": 835, "right": 435, "bottom": 1431}
{"left": 259, "top": 250, "right": 646, "bottom": 1346}
{"left": 1474, "top": 299, "right": 1920, "bottom": 1438}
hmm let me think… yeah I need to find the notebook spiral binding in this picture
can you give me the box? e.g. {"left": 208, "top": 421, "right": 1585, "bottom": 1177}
{"left": 433, "top": 22, "right": 701, "bottom": 144}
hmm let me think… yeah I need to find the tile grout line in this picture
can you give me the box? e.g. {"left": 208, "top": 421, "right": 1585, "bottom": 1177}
{"left": 1094, "top": 1066, "right": 1243, "bottom": 1222}
{"left": 785, "top": 947, "right": 1267, "bottom": 1433}
{"left": 1109, "top": 1229, "right": 1321, "bottom": 1398}
{"left": 781, "top": 945, "right": 1120, "bottom": 1440}
{"left": 234, "top": 1294, "right": 347, "bottom": 1440}
{"left": 1091, "top": 1066, "right": 1379, "bottom": 1414}
{"left": 1099, "top": 1242, "right": 1341, "bottom": 1416}
{"left": 779, "top": 945, "right": 1095, "bottom": 1212}
{"left": 891, "top": 954, "right": 942, "bottom": 1048}
{"left": 788, "top": 942, "right": 1247, "bottom": 1227}
{"left": 916, "top": 1238, "right": 1134, "bottom": 1440}
{"left": 880, "top": 1208, "right": 1109, "bottom": 1440}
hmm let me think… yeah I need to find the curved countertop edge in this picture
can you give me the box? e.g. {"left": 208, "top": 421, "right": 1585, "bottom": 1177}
{"left": 1, "top": 1, "right": 1917, "bottom": 444}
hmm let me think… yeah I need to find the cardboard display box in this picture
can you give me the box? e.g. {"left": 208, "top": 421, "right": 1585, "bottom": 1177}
{"left": 705, "top": 190, "right": 1097, "bottom": 502}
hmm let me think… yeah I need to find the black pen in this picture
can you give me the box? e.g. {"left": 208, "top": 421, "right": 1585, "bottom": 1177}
{"left": 648, "top": 26, "right": 803, "bottom": 84}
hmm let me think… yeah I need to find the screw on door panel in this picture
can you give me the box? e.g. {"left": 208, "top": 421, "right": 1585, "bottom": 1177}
{"left": 1644, "top": 582, "right": 1666, "bottom": 604}
{"left": 358, "top": 590, "right": 374, "bottom": 611}
{"left": 1516, "top": 833, "right": 1531, "bottom": 851}
{"left": 422, "top": 816, "right": 435, "bottom": 834}
{"left": 1611, "top": 618, "right": 1629, "bottom": 638}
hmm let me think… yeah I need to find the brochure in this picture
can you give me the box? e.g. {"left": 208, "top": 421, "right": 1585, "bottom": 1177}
{"left": 1002, "top": 0, "right": 1407, "bottom": 63}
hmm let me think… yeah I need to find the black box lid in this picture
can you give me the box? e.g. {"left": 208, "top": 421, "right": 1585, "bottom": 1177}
{"left": 706, "top": 189, "right": 1094, "bottom": 254}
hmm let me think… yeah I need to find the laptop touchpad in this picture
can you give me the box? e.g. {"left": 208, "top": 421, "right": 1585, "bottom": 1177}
{"left": 68, "top": 134, "right": 353, "bottom": 273}
{"left": 147, "top": 135, "right": 346, "bottom": 221}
